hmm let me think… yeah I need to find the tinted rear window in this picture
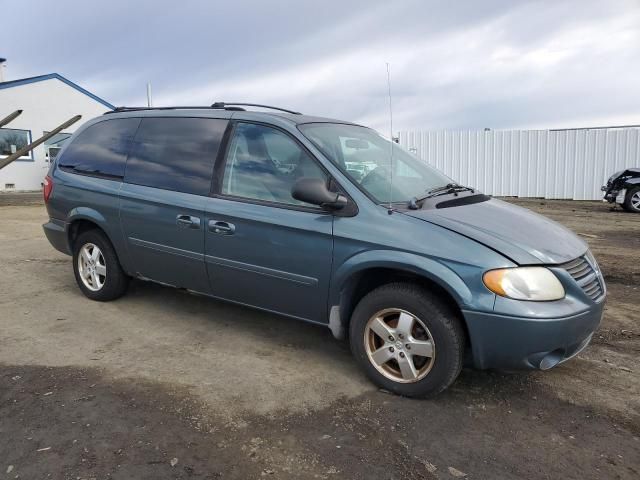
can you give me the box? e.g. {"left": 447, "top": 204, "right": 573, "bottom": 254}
{"left": 124, "top": 117, "right": 227, "bottom": 195}
{"left": 58, "top": 118, "right": 140, "bottom": 178}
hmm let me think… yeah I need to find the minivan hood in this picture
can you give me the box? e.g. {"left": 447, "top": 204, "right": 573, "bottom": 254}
{"left": 402, "top": 198, "right": 587, "bottom": 265}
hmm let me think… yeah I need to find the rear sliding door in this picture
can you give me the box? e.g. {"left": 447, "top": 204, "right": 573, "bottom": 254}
{"left": 119, "top": 116, "right": 228, "bottom": 293}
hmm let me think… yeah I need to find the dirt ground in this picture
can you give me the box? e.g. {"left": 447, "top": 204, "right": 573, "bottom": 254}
{"left": 0, "top": 196, "right": 638, "bottom": 479}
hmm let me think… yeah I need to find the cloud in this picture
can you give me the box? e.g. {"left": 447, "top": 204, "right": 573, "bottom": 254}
{"left": 2, "top": 0, "right": 639, "bottom": 132}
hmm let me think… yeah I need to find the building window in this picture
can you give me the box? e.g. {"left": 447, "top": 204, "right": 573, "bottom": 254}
{"left": 0, "top": 127, "right": 33, "bottom": 161}
{"left": 44, "top": 132, "right": 72, "bottom": 163}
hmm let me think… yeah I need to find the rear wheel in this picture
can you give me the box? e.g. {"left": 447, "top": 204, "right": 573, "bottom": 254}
{"left": 623, "top": 187, "right": 640, "bottom": 213}
{"left": 349, "top": 283, "right": 465, "bottom": 397}
{"left": 73, "top": 229, "right": 129, "bottom": 301}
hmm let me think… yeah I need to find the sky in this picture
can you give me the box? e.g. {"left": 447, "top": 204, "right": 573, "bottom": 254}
{"left": 1, "top": 0, "right": 639, "bottom": 133}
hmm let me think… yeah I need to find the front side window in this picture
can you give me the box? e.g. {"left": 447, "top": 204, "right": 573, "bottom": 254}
{"left": 125, "top": 117, "right": 227, "bottom": 196}
{"left": 58, "top": 118, "right": 140, "bottom": 178}
{"left": 0, "top": 127, "right": 32, "bottom": 160}
{"left": 221, "top": 123, "right": 327, "bottom": 207}
{"left": 299, "top": 123, "right": 451, "bottom": 204}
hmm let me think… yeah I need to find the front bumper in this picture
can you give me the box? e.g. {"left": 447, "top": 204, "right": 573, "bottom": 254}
{"left": 602, "top": 186, "right": 626, "bottom": 204}
{"left": 462, "top": 301, "right": 604, "bottom": 370}
{"left": 43, "top": 218, "right": 71, "bottom": 255}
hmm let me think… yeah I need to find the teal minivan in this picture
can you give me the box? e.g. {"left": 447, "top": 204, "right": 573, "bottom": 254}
{"left": 43, "top": 103, "right": 605, "bottom": 397}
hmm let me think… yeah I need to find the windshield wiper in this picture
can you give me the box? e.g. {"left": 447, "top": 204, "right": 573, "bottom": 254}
{"left": 408, "top": 183, "right": 475, "bottom": 209}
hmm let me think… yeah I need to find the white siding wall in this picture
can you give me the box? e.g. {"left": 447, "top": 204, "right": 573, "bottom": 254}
{"left": 398, "top": 128, "right": 640, "bottom": 200}
{"left": 0, "top": 78, "right": 110, "bottom": 191}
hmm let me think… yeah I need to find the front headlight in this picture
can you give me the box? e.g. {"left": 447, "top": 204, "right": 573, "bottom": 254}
{"left": 483, "top": 267, "right": 565, "bottom": 301}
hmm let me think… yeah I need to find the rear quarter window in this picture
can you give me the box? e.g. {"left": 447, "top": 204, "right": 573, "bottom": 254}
{"left": 58, "top": 118, "right": 140, "bottom": 178}
{"left": 124, "top": 117, "right": 227, "bottom": 196}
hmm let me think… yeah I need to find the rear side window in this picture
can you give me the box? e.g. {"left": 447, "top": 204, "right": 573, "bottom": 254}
{"left": 124, "top": 117, "right": 226, "bottom": 196}
{"left": 58, "top": 118, "right": 140, "bottom": 178}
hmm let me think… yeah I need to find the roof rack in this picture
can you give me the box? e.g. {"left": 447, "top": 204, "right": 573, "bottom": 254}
{"left": 104, "top": 105, "right": 246, "bottom": 115}
{"left": 104, "top": 103, "right": 302, "bottom": 115}
{"left": 211, "top": 102, "right": 301, "bottom": 115}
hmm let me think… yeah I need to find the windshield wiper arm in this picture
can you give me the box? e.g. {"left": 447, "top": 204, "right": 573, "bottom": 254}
{"left": 408, "top": 183, "right": 475, "bottom": 209}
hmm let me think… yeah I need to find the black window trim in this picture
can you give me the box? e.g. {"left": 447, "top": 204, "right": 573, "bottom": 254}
{"left": 58, "top": 164, "right": 126, "bottom": 181}
{"left": 211, "top": 119, "right": 358, "bottom": 217}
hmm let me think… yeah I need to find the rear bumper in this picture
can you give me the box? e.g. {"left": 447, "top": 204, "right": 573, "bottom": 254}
{"left": 43, "top": 219, "right": 71, "bottom": 255}
{"left": 462, "top": 301, "right": 604, "bottom": 370}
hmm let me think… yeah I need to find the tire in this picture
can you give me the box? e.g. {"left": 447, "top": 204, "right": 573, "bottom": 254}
{"left": 623, "top": 186, "right": 640, "bottom": 213}
{"left": 72, "top": 229, "right": 129, "bottom": 301}
{"left": 349, "top": 282, "right": 465, "bottom": 397}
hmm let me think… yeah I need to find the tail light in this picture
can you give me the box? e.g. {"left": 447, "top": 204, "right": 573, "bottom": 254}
{"left": 43, "top": 175, "right": 54, "bottom": 203}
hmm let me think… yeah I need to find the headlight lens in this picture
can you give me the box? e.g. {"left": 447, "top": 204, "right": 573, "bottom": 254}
{"left": 483, "top": 267, "right": 565, "bottom": 301}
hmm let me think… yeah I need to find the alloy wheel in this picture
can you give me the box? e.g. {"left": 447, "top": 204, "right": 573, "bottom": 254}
{"left": 632, "top": 191, "right": 640, "bottom": 211}
{"left": 77, "top": 243, "right": 106, "bottom": 291}
{"left": 364, "top": 308, "right": 436, "bottom": 383}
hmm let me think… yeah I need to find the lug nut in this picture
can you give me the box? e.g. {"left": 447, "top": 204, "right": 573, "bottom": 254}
{"left": 406, "top": 344, "right": 411, "bottom": 350}
{"left": 398, "top": 333, "right": 404, "bottom": 339}
{"left": 388, "top": 335, "right": 395, "bottom": 341}
{"left": 399, "top": 352, "right": 406, "bottom": 358}
{"left": 389, "top": 346, "right": 395, "bottom": 352}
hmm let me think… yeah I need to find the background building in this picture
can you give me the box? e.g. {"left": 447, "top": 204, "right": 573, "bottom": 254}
{"left": 0, "top": 66, "right": 113, "bottom": 191}
{"left": 399, "top": 126, "right": 640, "bottom": 200}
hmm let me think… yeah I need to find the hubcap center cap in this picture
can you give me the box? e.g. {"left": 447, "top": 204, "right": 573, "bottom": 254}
{"left": 394, "top": 341, "right": 404, "bottom": 350}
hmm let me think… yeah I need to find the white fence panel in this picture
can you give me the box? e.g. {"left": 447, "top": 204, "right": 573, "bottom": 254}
{"left": 398, "top": 128, "right": 640, "bottom": 200}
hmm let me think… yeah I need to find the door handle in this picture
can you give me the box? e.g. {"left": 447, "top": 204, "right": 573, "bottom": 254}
{"left": 176, "top": 215, "right": 201, "bottom": 229}
{"left": 208, "top": 220, "right": 235, "bottom": 235}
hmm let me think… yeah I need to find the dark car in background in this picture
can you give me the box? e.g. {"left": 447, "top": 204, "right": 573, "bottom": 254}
{"left": 602, "top": 168, "right": 640, "bottom": 213}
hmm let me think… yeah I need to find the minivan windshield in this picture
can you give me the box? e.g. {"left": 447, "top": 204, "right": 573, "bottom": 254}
{"left": 299, "top": 123, "right": 451, "bottom": 204}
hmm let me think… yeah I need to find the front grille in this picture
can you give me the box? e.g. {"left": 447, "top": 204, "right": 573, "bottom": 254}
{"left": 560, "top": 255, "right": 605, "bottom": 302}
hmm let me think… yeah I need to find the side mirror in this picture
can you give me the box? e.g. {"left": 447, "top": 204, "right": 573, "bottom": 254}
{"left": 291, "top": 177, "right": 348, "bottom": 210}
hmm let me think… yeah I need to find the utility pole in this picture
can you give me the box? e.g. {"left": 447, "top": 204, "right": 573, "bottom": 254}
{"left": 146, "top": 82, "right": 153, "bottom": 107}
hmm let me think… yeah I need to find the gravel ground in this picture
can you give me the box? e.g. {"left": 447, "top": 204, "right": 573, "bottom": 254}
{"left": 0, "top": 196, "right": 638, "bottom": 479}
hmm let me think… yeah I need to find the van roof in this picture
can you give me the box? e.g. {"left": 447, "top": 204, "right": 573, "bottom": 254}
{"left": 102, "top": 105, "right": 363, "bottom": 127}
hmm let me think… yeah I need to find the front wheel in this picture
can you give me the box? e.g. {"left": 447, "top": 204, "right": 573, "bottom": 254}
{"left": 349, "top": 283, "right": 466, "bottom": 397}
{"left": 623, "top": 186, "right": 640, "bottom": 213}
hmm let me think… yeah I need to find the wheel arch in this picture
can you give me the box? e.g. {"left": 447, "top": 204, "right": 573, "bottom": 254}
{"left": 66, "top": 207, "right": 112, "bottom": 251}
{"left": 329, "top": 251, "right": 473, "bottom": 343}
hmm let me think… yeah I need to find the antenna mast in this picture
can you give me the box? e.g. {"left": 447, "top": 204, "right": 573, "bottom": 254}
{"left": 386, "top": 62, "right": 394, "bottom": 213}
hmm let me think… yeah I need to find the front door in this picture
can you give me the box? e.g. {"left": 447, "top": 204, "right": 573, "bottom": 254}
{"left": 119, "top": 116, "right": 228, "bottom": 293}
{"left": 204, "top": 122, "right": 334, "bottom": 322}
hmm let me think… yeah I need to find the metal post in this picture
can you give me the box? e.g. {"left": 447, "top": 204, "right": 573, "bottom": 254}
{"left": 0, "top": 115, "right": 82, "bottom": 170}
{"left": 147, "top": 82, "right": 153, "bottom": 107}
{"left": 0, "top": 110, "right": 22, "bottom": 128}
